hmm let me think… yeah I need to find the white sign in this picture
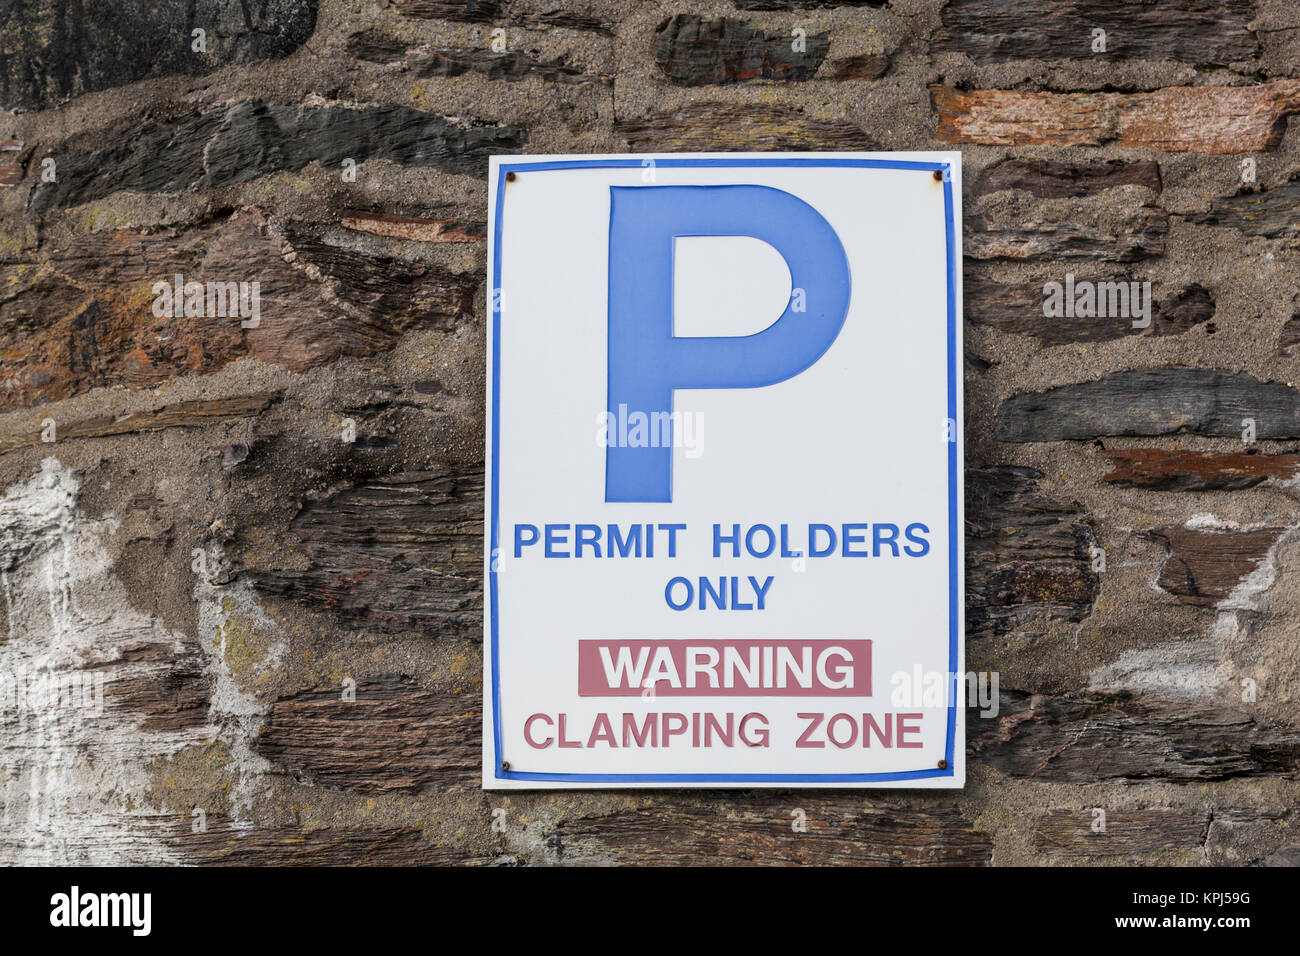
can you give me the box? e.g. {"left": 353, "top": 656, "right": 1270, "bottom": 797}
{"left": 484, "top": 153, "right": 963, "bottom": 788}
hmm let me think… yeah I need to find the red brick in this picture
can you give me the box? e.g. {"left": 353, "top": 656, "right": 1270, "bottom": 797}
{"left": 933, "top": 81, "right": 1300, "bottom": 153}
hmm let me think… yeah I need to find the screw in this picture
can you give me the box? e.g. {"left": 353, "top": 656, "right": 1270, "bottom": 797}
{"left": 937, "top": 759, "right": 947, "bottom": 769}
{"left": 501, "top": 761, "right": 511, "bottom": 771}
{"left": 505, "top": 171, "right": 517, "bottom": 182}
{"left": 932, "top": 169, "right": 944, "bottom": 182}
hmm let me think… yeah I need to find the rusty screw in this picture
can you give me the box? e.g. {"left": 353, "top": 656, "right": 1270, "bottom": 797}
{"left": 506, "top": 171, "right": 517, "bottom": 182}
{"left": 937, "top": 759, "right": 947, "bottom": 769}
{"left": 932, "top": 169, "right": 944, "bottom": 182}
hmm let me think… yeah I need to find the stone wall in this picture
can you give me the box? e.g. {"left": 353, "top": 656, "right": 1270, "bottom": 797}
{"left": 2, "top": 0, "right": 1299, "bottom": 865}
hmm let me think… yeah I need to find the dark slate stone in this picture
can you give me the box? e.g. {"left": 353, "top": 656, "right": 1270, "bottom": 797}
{"left": 346, "top": 31, "right": 411, "bottom": 64}
{"left": 0, "top": 0, "right": 318, "bottom": 110}
{"left": 410, "top": 49, "right": 606, "bottom": 84}
{"left": 30, "top": 101, "right": 526, "bottom": 212}
{"left": 935, "top": 0, "right": 1258, "bottom": 65}
{"left": 966, "top": 276, "right": 1214, "bottom": 345}
{"left": 966, "top": 466, "right": 1098, "bottom": 637}
{"left": 653, "top": 15, "right": 828, "bottom": 86}
{"left": 347, "top": 31, "right": 607, "bottom": 83}
{"left": 974, "top": 159, "right": 1162, "bottom": 199}
{"left": 734, "top": 1, "right": 886, "bottom": 8}
{"left": 998, "top": 369, "right": 1300, "bottom": 442}
{"left": 1189, "top": 177, "right": 1300, "bottom": 239}
{"left": 964, "top": 206, "right": 1168, "bottom": 262}
{"left": 393, "top": 0, "right": 500, "bottom": 22}
{"left": 246, "top": 472, "right": 483, "bottom": 635}
{"left": 970, "top": 691, "right": 1300, "bottom": 782}
{"left": 1280, "top": 309, "right": 1300, "bottom": 355}
{"left": 1262, "top": 847, "right": 1300, "bottom": 866}
{"left": 616, "top": 104, "right": 876, "bottom": 152}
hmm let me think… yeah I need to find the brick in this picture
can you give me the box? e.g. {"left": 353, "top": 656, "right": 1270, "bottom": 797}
{"left": 933, "top": 81, "right": 1300, "bottom": 153}
{"left": 1142, "top": 525, "right": 1284, "bottom": 607}
{"left": 0, "top": 138, "right": 21, "bottom": 186}
{"left": 1102, "top": 448, "right": 1300, "bottom": 490}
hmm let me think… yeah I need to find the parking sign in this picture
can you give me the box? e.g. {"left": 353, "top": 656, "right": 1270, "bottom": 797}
{"left": 485, "top": 153, "right": 963, "bottom": 788}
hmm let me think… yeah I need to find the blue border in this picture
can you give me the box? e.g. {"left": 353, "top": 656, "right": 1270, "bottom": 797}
{"left": 489, "top": 157, "right": 959, "bottom": 784}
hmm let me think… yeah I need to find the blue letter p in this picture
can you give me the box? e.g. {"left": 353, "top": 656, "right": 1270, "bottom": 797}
{"left": 606, "top": 184, "right": 851, "bottom": 502}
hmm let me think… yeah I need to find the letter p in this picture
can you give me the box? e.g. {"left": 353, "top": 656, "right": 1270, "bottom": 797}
{"left": 606, "top": 185, "right": 851, "bottom": 502}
